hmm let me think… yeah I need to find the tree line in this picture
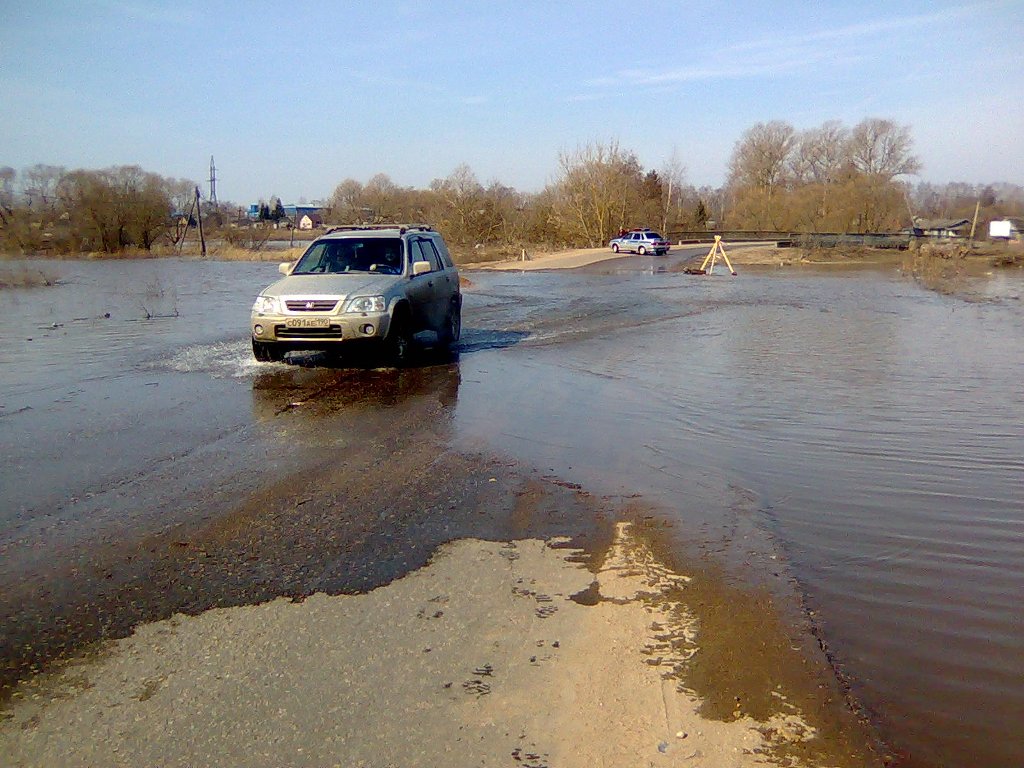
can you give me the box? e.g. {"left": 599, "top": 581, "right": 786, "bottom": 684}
{"left": 0, "top": 164, "right": 198, "bottom": 253}
{"left": 721, "top": 117, "right": 1023, "bottom": 234}
{"left": 323, "top": 120, "right": 1022, "bottom": 252}
{"left": 2, "top": 117, "right": 1022, "bottom": 256}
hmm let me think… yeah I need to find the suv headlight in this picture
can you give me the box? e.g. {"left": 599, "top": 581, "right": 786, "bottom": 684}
{"left": 252, "top": 295, "right": 279, "bottom": 314}
{"left": 345, "top": 295, "right": 386, "bottom": 313}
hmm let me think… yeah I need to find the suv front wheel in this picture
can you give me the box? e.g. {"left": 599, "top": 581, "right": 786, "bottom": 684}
{"left": 383, "top": 310, "right": 412, "bottom": 366}
{"left": 439, "top": 300, "right": 462, "bottom": 348}
{"left": 253, "top": 338, "right": 286, "bottom": 362}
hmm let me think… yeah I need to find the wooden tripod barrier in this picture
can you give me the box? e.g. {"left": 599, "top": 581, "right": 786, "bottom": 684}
{"left": 698, "top": 235, "right": 737, "bottom": 275}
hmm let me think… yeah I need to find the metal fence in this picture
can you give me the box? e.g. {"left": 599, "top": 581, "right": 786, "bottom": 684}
{"left": 668, "top": 230, "right": 913, "bottom": 249}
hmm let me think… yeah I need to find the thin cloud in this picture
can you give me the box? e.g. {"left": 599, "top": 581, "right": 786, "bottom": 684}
{"left": 567, "top": 92, "right": 611, "bottom": 103}
{"left": 585, "top": 5, "right": 981, "bottom": 90}
{"left": 728, "top": 5, "right": 978, "bottom": 54}
{"left": 93, "top": 0, "right": 201, "bottom": 25}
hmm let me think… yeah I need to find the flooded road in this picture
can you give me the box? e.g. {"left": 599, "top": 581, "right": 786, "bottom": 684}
{"left": 1, "top": 256, "right": 1023, "bottom": 767}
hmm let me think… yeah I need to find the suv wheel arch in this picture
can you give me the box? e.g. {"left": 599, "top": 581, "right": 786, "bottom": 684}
{"left": 439, "top": 296, "right": 462, "bottom": 347}
{"left": 384, "top": 302, "right": 413, "bottom": 366}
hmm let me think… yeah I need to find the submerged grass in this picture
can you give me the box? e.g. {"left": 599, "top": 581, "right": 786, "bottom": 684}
{"left": 0, "top": 264, "right": 59, "bottom": 289}
{"left": 204, "top": 245, "right": 304, "bottom": 262}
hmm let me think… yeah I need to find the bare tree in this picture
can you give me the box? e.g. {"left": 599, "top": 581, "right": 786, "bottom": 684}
{"left": 726, "top": 121, "right": 797, "bottom": 229}
{"left": 122, "top": 167, "right": 175, "bottom": 248}
{"left": 783, "top": 122, "right": 850, "bottom": 230}
{"left": 484, "top": 181, "right": 531, "bottom": 246}
{"left": 695, "top": 185, "right": 726, "bottom": 228}
{"left": 790, "top": 121, "right": 849, "bottom": 184}
{"left": 362, "top": 173, "right": 405, "bottom": 222}
{"left": 847, "top": 118, "right": 921, "bottom": 180}
{"left": 0, "top": 166, "right": 15, "bottom": 209}
{"left": 22, "top": 164, "right": 65, "bottom": 210}
{"left": 57, "top": 166, "right": 173, "bottom": 252}
{"left": 59, "top": 170, "right": 119, "bottom": 251}
{"left": 430, "top": 164, "right": 502, "bottom": 245}
{"left": 325, "top": 179, "right": 365, "bottom": 223}
{"left": 659, "top": 151, "right": 687, "bottom": 232}
{"left": 728, "top": 121, "right": 796, "bottom": 191}
{"left": 724, "top": 118, "right": 922, "bottom": 232}
{"left": 0, "top": 166, "right": 15, "bottom": 227}
{"left": 164, "top": 177, "right": 197, "bottom": 217}
{"left": 549, "top": 140, "right": 648, "bottom": 247}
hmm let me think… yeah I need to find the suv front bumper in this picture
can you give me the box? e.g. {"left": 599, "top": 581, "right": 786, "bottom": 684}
{"left": 251, "top": 311, "right": 392, "bottom": 346}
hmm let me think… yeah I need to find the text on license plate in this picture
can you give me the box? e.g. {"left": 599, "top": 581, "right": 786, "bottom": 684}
{"left": 285, "top": 317, "right": 330, "bottom": 328}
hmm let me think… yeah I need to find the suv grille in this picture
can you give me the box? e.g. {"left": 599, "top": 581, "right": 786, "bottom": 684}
{"left": 285, "top": 299, "right": 339, "bottom": 312}
{"left": 275, "top": 324, "right": 343, "bottom": 339}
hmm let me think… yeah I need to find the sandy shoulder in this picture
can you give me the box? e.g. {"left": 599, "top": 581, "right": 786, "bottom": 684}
{"left": 1, "top": 523, "right": 828, "bottom": 768}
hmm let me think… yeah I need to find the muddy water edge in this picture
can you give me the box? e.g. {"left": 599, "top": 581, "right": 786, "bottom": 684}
{"left": 1, "top": 256, "right": 1023, "bottom": 767}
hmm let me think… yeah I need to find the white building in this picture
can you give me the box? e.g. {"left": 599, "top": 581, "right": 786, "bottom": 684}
{"left": 989, "top": 219, "right": 1023, "bottom": 241}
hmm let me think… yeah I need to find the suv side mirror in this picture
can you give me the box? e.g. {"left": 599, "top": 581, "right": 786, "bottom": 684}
{"left": 412, "top": 260, "right": 432, "bottom": 276}
{"left": 279, "top": 262, "right": 294, "bottom": 275}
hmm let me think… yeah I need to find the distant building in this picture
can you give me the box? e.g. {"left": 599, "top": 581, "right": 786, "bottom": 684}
{"left": 910, "top": 217, "right": 971, "bottom": 240}
{"left": 247, "top": 202, "right": 323, "bottom": 225}
{"left": 170, "top": 211, "right": 196, "bottom": 228}
{"left": 298, "top": 212, "right": 323, "bottom": 230}
{"left": 989, "top": 218, "right": 1024, "bottom": 242}
{"left": 283, "top": 205, "right": 323, "bottom": 222}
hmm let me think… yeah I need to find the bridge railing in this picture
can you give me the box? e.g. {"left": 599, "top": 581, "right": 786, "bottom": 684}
{"left": 667, "top": 230, "right": 912, "bottom": 249}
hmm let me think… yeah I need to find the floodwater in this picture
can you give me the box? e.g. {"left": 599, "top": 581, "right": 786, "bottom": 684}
{"left": 1, "top": 256, "right": 1022, "bottom": 767}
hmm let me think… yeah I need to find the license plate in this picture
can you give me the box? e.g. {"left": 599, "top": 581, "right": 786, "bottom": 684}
{"left": 285, "top": 317, "right": 330, "bottom": 328}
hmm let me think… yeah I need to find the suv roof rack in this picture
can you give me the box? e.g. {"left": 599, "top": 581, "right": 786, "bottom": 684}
{"left": 323, "top": 224, "right": 434, "bottom": 236}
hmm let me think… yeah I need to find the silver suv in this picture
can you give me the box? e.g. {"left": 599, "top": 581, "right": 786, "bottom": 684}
{"left": 250, "top": 225, "right": 461, "bottom": 364}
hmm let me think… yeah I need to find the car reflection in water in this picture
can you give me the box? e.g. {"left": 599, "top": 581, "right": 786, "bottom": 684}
{"left": 249, "top": 322, "right": 532, "bottom": 424}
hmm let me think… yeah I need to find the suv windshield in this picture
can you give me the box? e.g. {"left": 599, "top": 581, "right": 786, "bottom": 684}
{"left": 291, "top": 238, "right": 405, "bottom": 275}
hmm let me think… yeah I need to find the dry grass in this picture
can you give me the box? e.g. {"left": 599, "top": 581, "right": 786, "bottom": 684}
{"left": 894, "top": 241, "right": 1024, "bottom": 296}
{"left": 261, "top": 230, "right": 318, "bottom": 243}
{"left": 967, "top": 240, "right": 1024, "bottom": 267}
{"left": 899, "top": 245, "right": 969, "bottom": 295}
{"left": 202, "top": 245, "right": 305, "bottom": 262}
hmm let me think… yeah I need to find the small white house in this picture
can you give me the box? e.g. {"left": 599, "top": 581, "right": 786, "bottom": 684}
{"left": 989, "top": 219, "right": 1023, "bottom": 241}
{"left": 298, "top": 213, "right": 323, "bottom": 230}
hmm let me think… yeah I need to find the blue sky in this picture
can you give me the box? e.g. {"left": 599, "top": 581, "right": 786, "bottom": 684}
{"left": 2, "top": 1, "right": 1022, "bottom": 205}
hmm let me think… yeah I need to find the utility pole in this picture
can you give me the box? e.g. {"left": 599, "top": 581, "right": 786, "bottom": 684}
{"left": 209, "top": 156, "right": 218, "bottom": 210}
{"left": 195, "top": 186, "right": 206, "bottom": 257}
{"left": 664, "top": 175, "right": 673, "bottom": 236}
